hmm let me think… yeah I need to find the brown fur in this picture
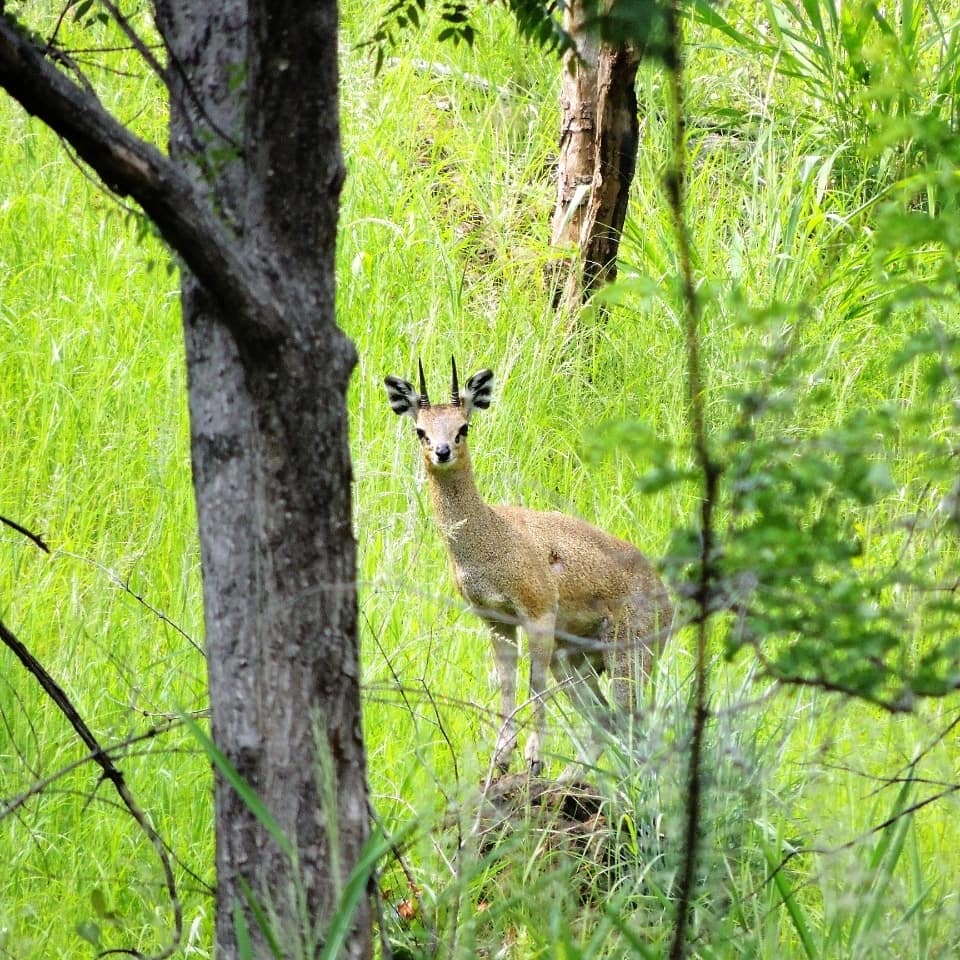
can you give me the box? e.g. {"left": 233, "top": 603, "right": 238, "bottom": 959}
{"left": 385, "top": 366, "right": 671, "bottom": 775}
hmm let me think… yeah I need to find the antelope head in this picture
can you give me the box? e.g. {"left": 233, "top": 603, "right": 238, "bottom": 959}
{"left": 384, "top": 358, "right": 493, "bottom": 471}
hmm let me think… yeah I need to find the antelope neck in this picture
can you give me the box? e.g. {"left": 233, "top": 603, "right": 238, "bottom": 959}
{"left": 426, "top": 458, "right": 496, "bottom": 548}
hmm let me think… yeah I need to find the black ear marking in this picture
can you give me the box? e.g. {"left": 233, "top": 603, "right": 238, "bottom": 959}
{"left": 384, "top": 375, "right": 418, "bottom": 417}
{"left": 464, "top": 369, "right": 494, "bottom": 411}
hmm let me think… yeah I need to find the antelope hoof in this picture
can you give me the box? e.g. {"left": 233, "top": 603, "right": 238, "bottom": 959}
{"left": 493, "top": 727, "right": 517, "bottom": 776}
{"left": 524, "top": 731, "right": 542, "bottom": 776}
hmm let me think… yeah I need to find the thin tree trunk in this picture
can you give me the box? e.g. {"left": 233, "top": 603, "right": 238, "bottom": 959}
{"left": 550, "top": 1, "right": 640, "bottom": 311}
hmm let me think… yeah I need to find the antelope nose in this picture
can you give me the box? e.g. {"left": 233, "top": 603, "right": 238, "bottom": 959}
{"left": 435, "top": 443, "right": 452, "bottom": 462}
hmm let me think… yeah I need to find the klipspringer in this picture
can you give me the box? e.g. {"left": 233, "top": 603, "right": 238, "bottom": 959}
{"left": 384, "top": 358, "right": 671, "bottom": 775}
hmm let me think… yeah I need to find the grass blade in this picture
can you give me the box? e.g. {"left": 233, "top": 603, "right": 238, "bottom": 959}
{"left": 762, "top": 843, "right": 819, "bottom": 960}
{"left": 181, "top": 712, "right": 295, "bottom": 861}
{"left": 848, "top": 776, "right": 915, "bottom": 953}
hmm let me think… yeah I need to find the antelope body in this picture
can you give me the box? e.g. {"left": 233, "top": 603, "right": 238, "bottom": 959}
{"left": 384, "top": 359, "right": 671, "bottom": 775}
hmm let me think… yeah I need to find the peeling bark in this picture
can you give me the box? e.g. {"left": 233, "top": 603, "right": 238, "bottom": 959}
{"left": 550, "top": 2, "right": 640, "bottom": 311}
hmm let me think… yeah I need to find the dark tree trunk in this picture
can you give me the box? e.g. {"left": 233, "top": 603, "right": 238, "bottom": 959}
{"left": 153, "top": 2, "right": 369, "bottom": 956}
{"left": 550, "top": 1, "right": 640, "bottom": 311}
{"left": 0, "top": 2, "right": 371, "bottom": 957}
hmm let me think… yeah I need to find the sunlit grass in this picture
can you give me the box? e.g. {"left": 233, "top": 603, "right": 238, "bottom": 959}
{"left": 1, "top": 1, "right": 959, "bottom": 957}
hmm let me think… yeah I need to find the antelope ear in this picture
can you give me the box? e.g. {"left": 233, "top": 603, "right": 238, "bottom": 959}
{"left": 462, "top": 369, "right": 494, "bottom": 418}
{"left": 384, "top": 376, "right": 419, "bottom": 418}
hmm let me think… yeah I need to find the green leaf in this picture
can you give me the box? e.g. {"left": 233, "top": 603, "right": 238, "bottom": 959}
{"left": 692, "top": 0, "right": 757, "bottom": 49}
{"left": 71, "top": 0, "right": 94, "bottom": 21}
{"left": 89, "top": 887, "right": 118, "bottom": 921}
{"left": 75, "top": 920, "right": 101, "bottom": 947}
{"left": 90, "top": 888, "right": 108, "bottom": 917}
{"left": 636, "top": 466, "right": 695, "bottom": 493}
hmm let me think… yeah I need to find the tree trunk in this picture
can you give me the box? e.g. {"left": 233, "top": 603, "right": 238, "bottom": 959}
{"left": 153, "top": 2, "right": 370, "bottom": 956}
{"left": 550, "top": 1, "right": 640, "bottom": 311}
{"left": 0, "top": 2, "right": 371, "bottom": 957}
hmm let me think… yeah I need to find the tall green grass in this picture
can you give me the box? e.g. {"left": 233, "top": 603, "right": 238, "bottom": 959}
{"left": 1, "top": 1, "right": 959, "bottom": 956}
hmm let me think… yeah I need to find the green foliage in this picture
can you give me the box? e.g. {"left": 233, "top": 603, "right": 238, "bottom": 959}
{"left": 362, "top": 0, "right": 676, "bottom": 73}
{"left": 361, "top": 0, "right": 577, "bottom": 70}
{"left": 363, "top": 0, "right": 674, "bottom": 70}
{"left": 693, "top": 0, "right": 960, "bottom": 192}
{"left": 500, "top": 0, "right": 573, "bottom": 53}
{"left": 713, "top": 338, "right": 959, "bottom": 705}
{"left": 605, "top": 262, "right": 960, "bottom": 705}
{"left": 362, "top": 0, "right": 550, "bottom": 71}
{"left": 584, "top": 0, "right": 669, "bottom": 59}
{"left": 580, "top": 0, "right": 960, "bottom": 714}
{"left": 70, "top": 0, "right": 111, "bottom": 29}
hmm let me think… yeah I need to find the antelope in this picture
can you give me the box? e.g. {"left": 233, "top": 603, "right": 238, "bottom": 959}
{"left": 384, "top": 358, "right": 672, "bottom": 776}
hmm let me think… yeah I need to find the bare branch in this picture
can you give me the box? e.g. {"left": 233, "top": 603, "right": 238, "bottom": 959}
{"left": 90, "top": 0, "right": 238, "bottom": 153}
{"left": 96, "top": 0, "right": 166, "bottom": 84}
{"left": 2, "top": 719, "right": 175, "bottom": 819}
{"left": 0, "top": 11, "right": 279, "bottom": 348}
{"left": 0, "top": 617, "right": 182, "bottom": 959}
{"left": 0, "top": 513, "right": 50, "bottom": 552}
{"left": 768, "top": 781, "right": 960, "bottom": 886}
{"left": 61, "top": 550, "right": 205, "bottom": 657}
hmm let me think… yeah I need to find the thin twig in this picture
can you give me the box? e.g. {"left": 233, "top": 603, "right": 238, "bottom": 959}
{"left": 84, "top": 0, "right": 240, "bottom": 152}
{"left": 2, "top": 719, "right": 215, "bottom": 897}
{"left": 0, "top": 618, "right": 182, "bottom": 959}
{"left": 149, "top": 2, "right": 243, "bottom": 152}
{"left": 2, "top": 721, "right": 171, "bottom": 819}
{"left": 59, "top": 135, "right": 148, "bottom": 218}
{"left": 368, "top": 802, "right": 437, "bottom": 956}
{"left": 0, "top": 12, "right": 280, "bottom": 347}
{"left": 59, "top": 550, "right": 204, "bottom": 656}
{"left": 0, "top": 513, "right": 50, "bottom": 553}
{"left": 95, "top": 0, "right": 166, "bottom": 83}
{"left": 663, "top": 3, "right": 722, "bottom": 958}
{"left": 768, "top": 781, "right": 960, "bottom": 888}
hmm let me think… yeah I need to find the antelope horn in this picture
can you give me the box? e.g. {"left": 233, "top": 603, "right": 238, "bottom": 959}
{"left": 451, "top": 356, "right": 461, "bottom": 406}
{"left": 418, "top": 358, "right": 430, "bottom": 408}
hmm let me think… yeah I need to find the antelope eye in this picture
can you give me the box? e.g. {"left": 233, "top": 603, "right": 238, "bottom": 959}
{"left": 456, "top": 424, "right": 469, "bottom": 441}
{"left": 415, "top": 428, "right": 426, "bottom": 441}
